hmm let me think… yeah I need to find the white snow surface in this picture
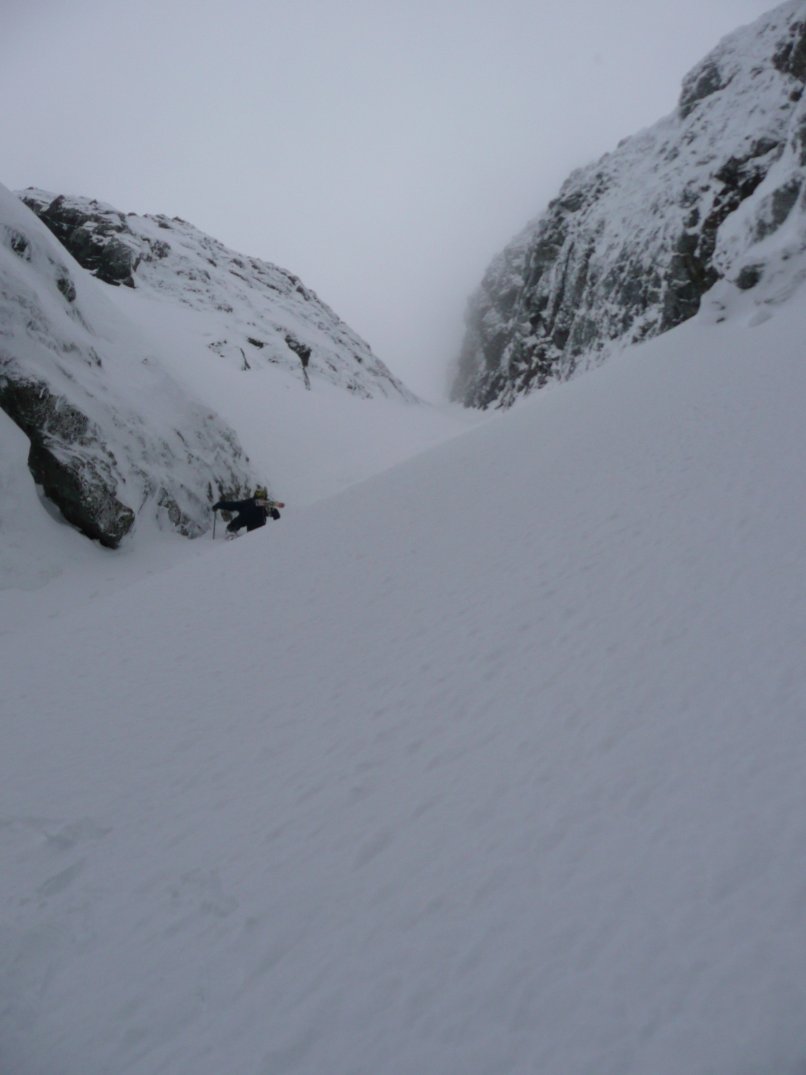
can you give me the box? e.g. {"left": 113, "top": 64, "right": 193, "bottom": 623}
{"left": 3, "top": 280, "right": 806, "bottom": 1073}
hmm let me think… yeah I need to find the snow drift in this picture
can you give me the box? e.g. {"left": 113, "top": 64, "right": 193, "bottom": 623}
{"left": 2, "top": 274, "right": 806, "bottom": 1073}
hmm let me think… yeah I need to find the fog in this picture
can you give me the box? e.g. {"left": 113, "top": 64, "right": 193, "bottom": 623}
{"left": 1, "top": 0, "right": 775, "bottom": 398}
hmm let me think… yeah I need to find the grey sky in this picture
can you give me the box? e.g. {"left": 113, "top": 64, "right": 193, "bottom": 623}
{"left": 2, "top": 0, "right": 775, "bottom": 398}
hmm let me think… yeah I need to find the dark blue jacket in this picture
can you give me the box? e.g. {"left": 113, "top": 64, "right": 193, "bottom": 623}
{"left": 214, "top": 496, "right": 277, "bottom": 532}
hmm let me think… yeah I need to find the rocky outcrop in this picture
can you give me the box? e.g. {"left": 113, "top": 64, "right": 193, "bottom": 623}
{"left": 21, "top": 189, "right": 416, "bottom": 402}
{"left": 0, "top": 185, "right": 254, "bottom": 547}
{"left": 23, "top": 194, "right": 141, "bottom": 288}
{"left": 0, "top": 377, "right": 136, "bottom": 546}
{"left": 453, "top": 2, "right": 806, "bottom": 408}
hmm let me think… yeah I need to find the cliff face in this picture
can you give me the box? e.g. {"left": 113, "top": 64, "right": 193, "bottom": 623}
{"left": 20, "top": 190, "right": 415, "bottom": 402}
{"left": 453, "top": 2, "right": 806, "bottom": 408}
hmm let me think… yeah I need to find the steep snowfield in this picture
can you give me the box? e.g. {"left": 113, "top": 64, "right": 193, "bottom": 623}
{"left": 2, "top": 287, "right": 806, "bottom": 1073}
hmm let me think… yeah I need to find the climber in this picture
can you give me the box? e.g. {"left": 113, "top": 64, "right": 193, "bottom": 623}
{"left": 213, "top": 486, "right": 283, "bottom": 537}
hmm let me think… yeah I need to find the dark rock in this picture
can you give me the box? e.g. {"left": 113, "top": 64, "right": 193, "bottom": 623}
{"left": 679, "top": 60, "right": 730, "bottom": 119}
{"left": 9, "top": 231, "right": 30, "bottom": 259}
{"left": 0, "top": 374, "right": 135, "bottom": 547}
{"left": 754, "top": 178, "right": 802, "bottom": 240}
{"left": 146, "top": 239, "right": 171, "bottom": 261}
{"left": 773, "top": 20, "right": 806, "bottom": 81}
{"left": 794, "top": 112, "right": 806, "bottom": 166}
{"left": 56, "top": 272, "right": 77, "bottom": 303}
{"left": 21, "top": 194, "right": 141, "bottom": 287}
{"left": 735, "top": 264, "right": 763, "bottom": 290}
{"left": 285, "top": 334, "right": 312, "bottom": 388}
{"left": 285, "top": 335, "right": 312, "bottom": 366}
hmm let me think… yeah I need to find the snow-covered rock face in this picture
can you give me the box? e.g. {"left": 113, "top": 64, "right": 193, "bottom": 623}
{"left": 0, "top": 185, "right": 254, "bottom": 547}
{"left": 2, "top": 177, "right": 418, "bottom": 549}
{"left": 20, "top": 189, "right": 415, "bottom": 402}
{"left": 453, "top": 1, "right": 806, "bottom": 408}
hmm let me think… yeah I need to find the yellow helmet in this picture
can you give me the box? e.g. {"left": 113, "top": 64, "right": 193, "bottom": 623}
{"left": 254, "top": 485, "right": 268, "bottom": 499}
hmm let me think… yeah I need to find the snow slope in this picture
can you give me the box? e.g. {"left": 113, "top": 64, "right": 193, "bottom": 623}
{"left": 0, "top": 188, "right": 477, "bottom": 623}
{"left": 2, "top": 286, "right": 806, "bottom": 1073}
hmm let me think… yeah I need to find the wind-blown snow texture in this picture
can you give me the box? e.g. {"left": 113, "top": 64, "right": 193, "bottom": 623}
{"left": 454, "top": 0, "right": 806, "bottom": 407}
{"left": 2, "top": 274, "right": 806, "bottom": 1073}
{"left": 4, "top": 6, "right": 806, "bottom": 1069}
